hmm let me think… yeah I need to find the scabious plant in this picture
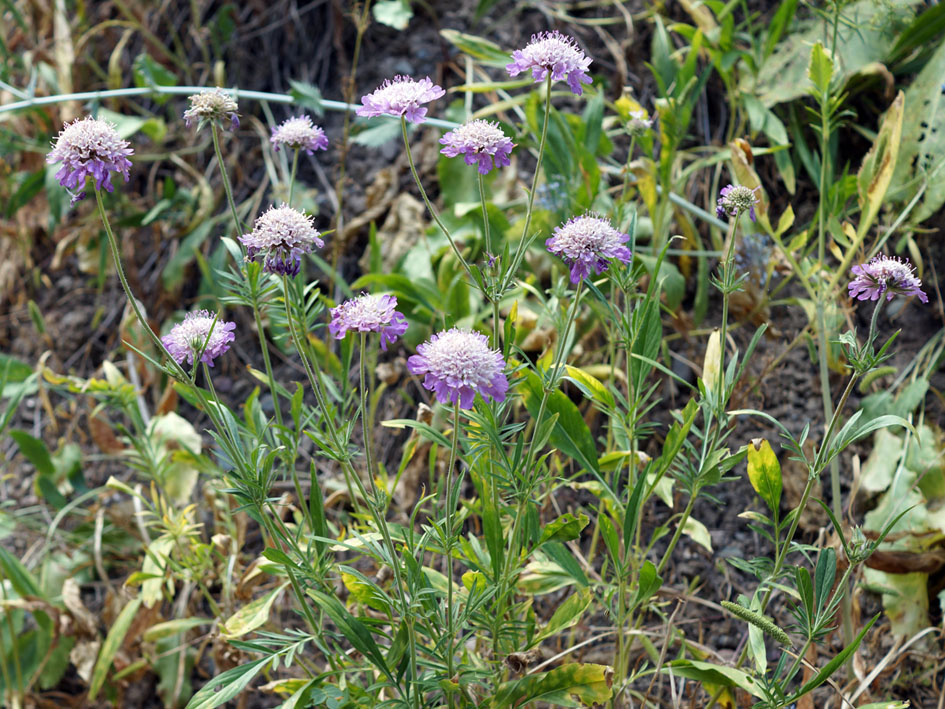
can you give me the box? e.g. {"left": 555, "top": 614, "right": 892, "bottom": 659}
{"left": 356, "top": 75, "right": 445, "bottom": 124}
{"left": 407, "top": 328, "right": 508, "bottom": 409}
{"left": 161, "top": 311, "right": 236, "bottom": 367}
{"left": 239, "top": 204, "right": 323, "bottom": 276}
{"left": 329, "top": 293, "right": 409, "bottom": 351}
{"left": 848, "top": 254, "right": 928, "bottom": 303}
{"left": 545, "top": 213, "right": 632, "bottom": 284}
{"left": 716, "top": 183, "right": 760, "bottom": 221}
{"left": 270, "top": 115, "right": 329, "bottom": 155}
{"left": 439, "top": 120, "right": 515, "bottom": 175}
{"left": 506, "top": 30, "right": 593, "bottom": 95}
{"left": 183, "top": 88, "right": 240, "bottom": 131}
{"left": 46, "top": 117, "right": 133, "bottom": 204}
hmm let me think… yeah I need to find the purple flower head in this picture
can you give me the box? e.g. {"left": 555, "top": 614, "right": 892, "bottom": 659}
{"left": 46, "top": 117, "right": 133, "bottom": 204}
{"left": 506, "top": 30, "right": 593, "bottom": 96}
{"left": 183, "top": 89, "right": 240, "bottom": 131}
{"left": 716, "top": 184, "right": 759, "bottom": 222}
{"left": 407, "top": 328, "right": 508, "bottom": 409}
{"left": 546, "top": 214, "right": 632, "bottom": 284}
{"left": 161, "top": 310, "right": 236, "bottom": 367}
{"left": 848, "top": 255, "right": 928, "bottom": 304}
{"left": 329, "top": 293, "right": 409, "bottom": 351}
{"left": 239, "top": 204, "right": 324, "bottom": 276}
{"left": 356, "top": 75, "right": 445, "bottom": 124}
{"left": 439, "top": 120, "right": 515, "bottom": 175}
{"left": 270, "top": 115, "right": 329, "bottom": 155}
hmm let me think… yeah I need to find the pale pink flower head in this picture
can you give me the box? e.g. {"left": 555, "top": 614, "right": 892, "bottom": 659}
{"left": 161, "top": 310, "right": 236, "bottom": 367}
{"left": 716, "top": 184, "right": 759, "bottom": 222}
{"left": 183, "top": 89, "right": 239, "bottom": 131}
{"left": 439, "top": 120, "right": 515, "bottom": 175}
{"left": 848, "top": 255, "right": 928, "bottom": 303}
{"left": 506, "top": 30, "right": 593, "bottom": 95}
{"left": 329, "top": 293, "right": 409, "bottom": 351}
{"left": 239, "top": 204, "right": 324, "bottom": 276}
{"left": 546, "top": 214, "right": 632, "bottom": 284}
{"left": 46, "top": 117, "right": 133, "bottom": 204}
{"left": 357, "top": 75, "right": 445, "bottom": 124}
{"left": 407, "top": 328, "right": 508, "bottom": 409}
{"left": 270, "top": 115, "right": 329, "bottom": 155}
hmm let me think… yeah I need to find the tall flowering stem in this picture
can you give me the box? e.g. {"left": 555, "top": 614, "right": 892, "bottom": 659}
{"left": 400, "top": 117, "right": 476, "bottom": 284}
{"left": 288, "top": 147, "right": 299, "bottom": 207}
{"left": 500, "top": 73, "right": 553, "bottom": 296}
{"left": 478, "top": 172, "right": 501, "bottom": 348}
{"left": 443, "top": 400, "right": 462, "bottom": 705}
{"left": 210, "top": 122, "right": 242, "bottom": 236}
{"left": 283, "top": 278, "right": 419, "bottom": 707}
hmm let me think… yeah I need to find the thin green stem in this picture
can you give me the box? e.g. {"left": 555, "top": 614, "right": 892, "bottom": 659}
{"left": 443, "top": 400, "right": 462, "bottom": 704}
{"left": 288, "top": 147, "right": 300, "bottom": 207}
{"left": 401, "top": 117, "right": 476, "bottom": 283}
{"left": 210, "top": 122, "right": 242, "bottom": 236}
{"left": 500, "top": 73, "right": 554, "bottom": 295}
{"left": 252, "top": 302, "right": 283, "bottom": 427}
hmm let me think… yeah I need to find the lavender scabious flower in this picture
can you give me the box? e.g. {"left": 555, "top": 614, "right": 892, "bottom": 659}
{"left": 356, "top": 75, "right": 445, "bottom": 124}
{"left": 716, "top": 184, "right": 759, "bottom": 222}
{"left": 439, "top": 120, "right": 515, "bottom": 175}
{"left": 848, "top": 255, "right": 928, "bottom": 303}
{"left": 407, "top": 328, "right": 508, "bottom": 409}
{"left": 46, "top": 117, "right": 133, "bottom": 204}
{"left": 162, "top": 310, "right": 236, "bottom": 367}
{"left": 546, "top": 214, "right": 632, "bottom": 284}
{"left": 270, "top": 115, "right": 329, "bottom": 155}
{"left": 239, "top": 204, "right": 324, "bottom": 276}
{"left": 627, "top": 110, "right": 653, "bottom": 137}
{"left": 329, "top": 293, "right": 409, "bottom": 351}
{"left": 506, "top": 30, "right": 593, "bottom": 96}
{"left": 183, "top": 89, "right": 240, "bottom": 131}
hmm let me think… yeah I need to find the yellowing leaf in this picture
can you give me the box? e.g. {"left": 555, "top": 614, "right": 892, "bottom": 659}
{"left": 747, "top": 439, "right": 782, "bottom": 512}
{"left": 491, "top": 663, "right": 613, "bottom": 707}
{"left": 682, "top": 517, "right": 713, "bottom": 552}
{"left": 702, "top": 329, "right": 722, "bottom": 396}
{"left": 221, "top": 583, "right": 288, "bottom": 639}
{"left": 857, "top": 91, "right": 904, "bottom": 239}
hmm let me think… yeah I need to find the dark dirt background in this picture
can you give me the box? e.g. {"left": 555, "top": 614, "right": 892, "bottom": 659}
{"left": 3, "top": 0, "right": 945, "bottom": 706}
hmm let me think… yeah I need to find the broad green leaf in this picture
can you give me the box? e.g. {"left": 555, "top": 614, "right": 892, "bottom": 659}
{"left": 665, "top": 659, "right": 764, "bottom": 698}
{"left": 682, "top": 517, "right": 713, "bottom": 552}
{"left": 534, "top": 588, "right": 593, "bottom": 643}
{"left": 10, "top": 430, "right": 54, "bottom": 476}
{"left": 0, "top": 546, "right": 42, "bottom": 597}
{"left": 490, "top": 663, "right": 613, "bottom": 707}
{"left": 856, "top": 91, "right": 904, "bottom": 238}
{"left": 746, "top": 439, "right": 782, "bottom": 512}
{"left": 634, "top": 560, "right": 662, "bottom": 608}
{"left": 440, "top": 29, "right": 510, "bottom": 67}
{"left": 372, "top": 0, "right": 412, "bottom": 29}
{"left": 564, "top": 365, "right": 614, "bottom": 409}
{"left": 888, "top": 36, "right": 945, "bottom": 221}
{"left": 220, "top": 583, "right": 288, "bottom": 639}
{"left": 89, "top": 595, "right": 142, "bottom": 700}
{"left": 520, "top": 371, "right": 599, "bottom": 475}
{"left": 807, "top": 42, "right": 834, "bottom": 96}
{"left": 185, "top": 658, "right": 269, "bottom": 709}
{"left": 538, "top": 513, "right": 589, "bottom": 547}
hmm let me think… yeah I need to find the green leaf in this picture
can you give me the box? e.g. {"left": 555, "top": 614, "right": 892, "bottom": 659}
{"left": 143, "top": 618, "right": 212, "bottom": 642}
{"left": 89, "top": 596, "right": 143, "bottom": 700}
{"left": 622, "top": 472, "right": 648, "bottom": 551}
{"left": 746, "top": 439, "right": 782, "bottom": 512}
{"left": 682, "top": 517, "right": 713, "bottom": 552}
{"left": 520, "top": 371, "right": 599, "bottom": 474}
{"left": 807, "top": 42, "right": 834, "bottom": 97}
{"left": 288, "top": 79, "right": 324, "bottom": 117}
{"left": 372, "top": 0, "right": 412, "bottom": 29}
{"left": 788, "top": 614, "right": 879, "bottom": 701}
{"left": 490, "top": 663, "right": 613, "bottom": 707}
{"left": 220, "top": 583, "right": 288, "bottom": 639}
{"left": 665, "top": 659, "right": 764, "bottom": 698}
{"left": 534, "top": 588, "right": 593, "bottom": 643}
{"left": 185, "top": 658, "right": 269, "bottom": 709}
{"left": 0, "top": 546, "right": 41, "bottom": 598}
{"left": 440, "top": 29, "right": 510, "bottom": 67}
{"left": 634, "top": 560, "right": 662, "bottom": 608}
{"left": 10, "top": 430, "right": 54, "bottom": 476}
{"left": 132, "top": 53, "right": 177, "bottom": 101}
{"left": 307, "top": 590, "right": 393, "bottom": 683}
{"left": 538, "top": 513, "right": 589, "bottom": 547}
